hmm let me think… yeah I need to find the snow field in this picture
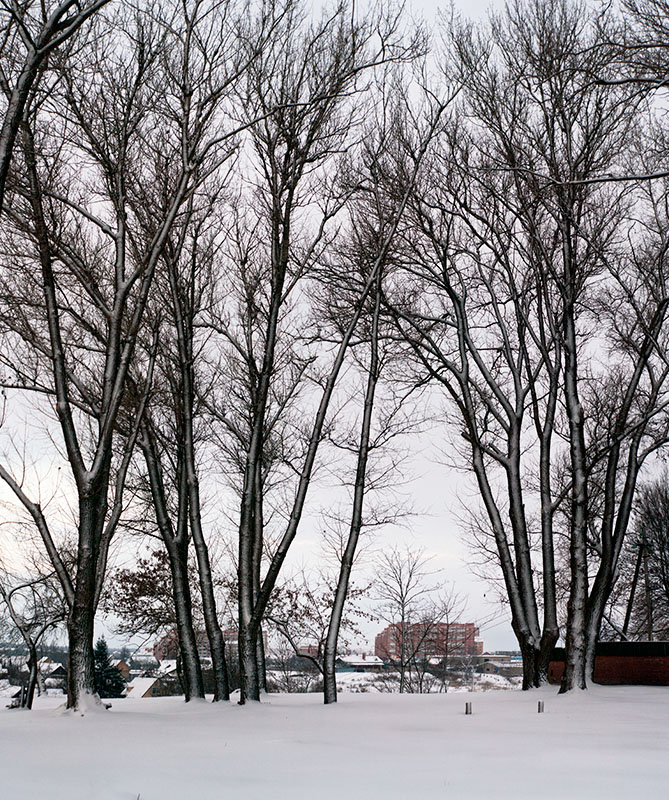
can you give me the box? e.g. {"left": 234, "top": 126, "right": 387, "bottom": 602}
{"left": 0, "top": 685, "right": 667, "bottom": 799}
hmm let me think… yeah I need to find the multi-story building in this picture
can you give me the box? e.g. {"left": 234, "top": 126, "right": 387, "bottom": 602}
{"left": 153, "top": 629, "right": 211, "bottom": 661}
{"left": 374, "top": 622, "right": 481, "bottom": 660}
{"left": 154, "top": 628, "right": 268, "bottom": 661}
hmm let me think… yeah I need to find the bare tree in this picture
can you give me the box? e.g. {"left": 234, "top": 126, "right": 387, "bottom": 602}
{"left": 383, "top": 0, "right": 669, "bottom": 691}
{"left": 318, "top": 86, "right": 432, "bottom": 703}
{"left": 0, "top": 0, "right": 244, "bottom": 710}
{"left": 0, "top": 0, "right": 109, "bottom": 211}
{"left": 374, "top": 545, "right": 464, "bottom": 694}
{"left": 604, "top": 471, "right": 669, "bottom": 642}
{"left": 131, "top": 0, "right": 289, "bottom": 704}
{"left": 202, "top": 0, "right": 429, "bottom": 703}
{"left": 0, "top": 551, "right": 67, "bottom": 709}
{"left": 609, "top": 1, "right": 669, "bottom": 96}
{"left": 266, "top": 568, "right": 372, "bottom": 677}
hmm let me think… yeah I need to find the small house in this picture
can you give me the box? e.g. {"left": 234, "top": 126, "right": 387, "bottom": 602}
{"left": 335, "top": 654, "right": 384, "bottom": 673}
{"left": 114, "top": 660, "right": 131, "bottom": 682}
{"left": 125, "top": 676, "right": 170, "bottom": 698}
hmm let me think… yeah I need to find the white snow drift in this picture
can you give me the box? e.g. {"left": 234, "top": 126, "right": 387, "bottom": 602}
{"left": 1, "top": 685, "right": 666, "bottom": 799}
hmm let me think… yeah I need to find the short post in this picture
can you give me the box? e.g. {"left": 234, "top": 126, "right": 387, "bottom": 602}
{"left": 537, "top": 700, "right": 544, "bottom": 714}
{"left": 465, "top": 701, "right": 472, "bottom": 715}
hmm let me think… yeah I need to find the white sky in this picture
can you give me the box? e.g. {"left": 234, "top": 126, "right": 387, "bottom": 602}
{"left": 407, "top": 0, "right": 498, "bottom": 23}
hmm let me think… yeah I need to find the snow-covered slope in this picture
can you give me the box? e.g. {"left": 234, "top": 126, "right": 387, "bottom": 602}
{"left": 1, "top": 686, "right": 666, "bottom": 799}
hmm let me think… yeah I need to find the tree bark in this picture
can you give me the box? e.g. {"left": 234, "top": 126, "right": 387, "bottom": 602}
{"left": 163, "top": 536, "right": 205, "bottom": 702}
{"left": 191, "top": 536, "right": 229, "bottom": 702}
{"left": 25, "top": 645, "right": 38, "bottom": 710}
{"left": 560, "top": 222, "right": 589, "bottom": 693}
{"left": 141, "top": 425, "right": 205, "bottom": 701}
{"left": 66, "top": 555, "right": 98, "bottom": 707}
{"left": 256, "top": 629, "right": 267, "bottom": 694}
{"left": 238, "top": 623, "right": 260, "bottom": 702}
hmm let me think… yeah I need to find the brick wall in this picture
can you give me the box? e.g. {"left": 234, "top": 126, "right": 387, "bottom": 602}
{"left": 548, "top": 653, "right": 669, "bottom": 685}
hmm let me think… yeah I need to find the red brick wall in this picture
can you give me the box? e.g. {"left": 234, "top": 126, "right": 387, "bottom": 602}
{"left": 548, "top": 656, "right": 669, "bottom": 685}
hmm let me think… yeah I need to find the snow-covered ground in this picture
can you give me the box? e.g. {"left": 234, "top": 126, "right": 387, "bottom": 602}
{"left": 333, "top": 669, "right": 521, "bottom": 692}
{"left": 1, "top": 686, "right": 667, "bottom": 799}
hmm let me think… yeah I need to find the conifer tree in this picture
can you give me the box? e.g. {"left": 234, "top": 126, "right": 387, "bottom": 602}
{"left": 93, "top": 638, "right": 126, "bottom": 699}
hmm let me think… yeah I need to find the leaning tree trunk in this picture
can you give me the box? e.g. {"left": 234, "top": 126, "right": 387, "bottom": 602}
{"left": 323, "top": 272, "right": 381, "bottom": 704}
{"left": 164, "top": 537, "right": 205, "bottom": 701}
{"left": 190, "top": 510, "right": 230, "bottom": 702}
{"left": 469, "top": 442, "right": 543, "bottom": 689}
{"left": 584, "top": 422, "right": 648, "bottom": 682}
{"left": 141, "top": 429, "right": 205, "bottom": 701}
{"left": 168, "top": 254, "right": 230, "bottom": 702}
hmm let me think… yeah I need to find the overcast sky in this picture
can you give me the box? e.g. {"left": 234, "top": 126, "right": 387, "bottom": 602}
{"left": 410, "top": 0, "right": 498, "bottom": 22}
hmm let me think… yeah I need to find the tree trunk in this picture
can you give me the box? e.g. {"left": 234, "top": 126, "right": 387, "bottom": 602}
{"left": 190, "top": 520, "right": 229, "bottom": 702}
{"left": 323, "top": 651, "right": 338, "bottom": 704}
{"left": 323, "top": 274, "right": 381, "bottom": 704}
{"left": 470, "top": 444, "right": 542, "bottom": 689}
{"left": 141, "top": 429, "right": 205, "bottom": 701}
{"left": 512, "top": 625, "right": 538, "bottom": 690}
{"left": 25, "top": 645, "right": 38, "bottom": 710}
{"left": 256, "top": 629, "right": 267, "bottom": 693}
{"left": 238, "top": 418, "right": 265, "bottom": 704}
{"left": 559, "top": 227, "right": 589, "bottom": 694}
{"left": 237, "top": 466, "right": 259, "bottom": 704}
{"left": 252, "top": 466, "right": 266, "bottom": 695}
{"left": 66, "top": 581, "right": 97, "bottom": 710}
{"left": 238, "top": 622, "right": 260, "bottom": 703}
{"left": 169, "top": 261, "right": 229, "bottom": 701}
{"left": 399, "top": 621, "right": 407, "bottom": 694}
{"left": 67, "top": 492, "right": 108, "bottom": 710}
{"left": 163, "top": 537, "right": 205, "bottom": 701}
{"left": 643, "top": 542, "right": 653, "bottom": 640}
{"left": 537, "top": 383, "right": 560, "bottom": 686}
{"left": 506, "top": 434, "right": 542, "bottom": 650}
{"left": 623, "top": 543, "right": 644, "bottom": 637}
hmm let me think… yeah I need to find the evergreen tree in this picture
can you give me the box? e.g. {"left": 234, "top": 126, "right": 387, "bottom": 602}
{"left": 93, "top": 637, "right": 126, "bottom": 698}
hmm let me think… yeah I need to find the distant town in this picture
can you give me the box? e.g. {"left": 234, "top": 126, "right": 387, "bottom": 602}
{"left": 1, "top": 619, "right": 533, "bottom": 704}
